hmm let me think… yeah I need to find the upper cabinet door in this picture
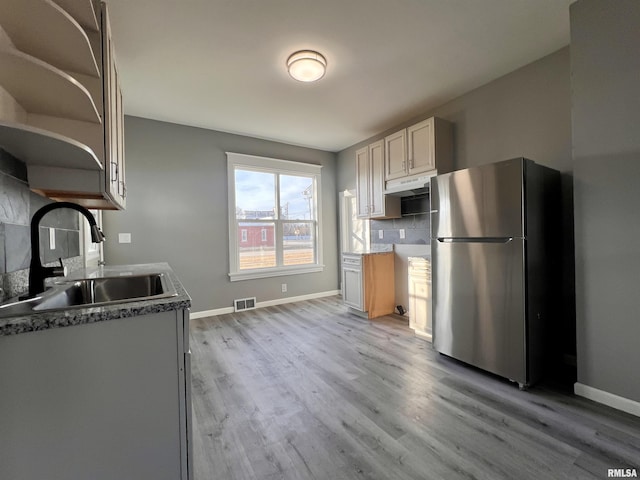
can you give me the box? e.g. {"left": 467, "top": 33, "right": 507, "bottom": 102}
{"left": 101, "top": 2, "right": 125, "bottom": 209}
{"left": 368, "top": 140, "right": 385, "bottom": 217}
{"left": 407, "top": 118, "right": 435, "bottom": 175}
{"left": 355, "top": 146, "right": 370, "bottom": 218}
{"left": 384, "top": 129, "right": 406, "bottom": 181}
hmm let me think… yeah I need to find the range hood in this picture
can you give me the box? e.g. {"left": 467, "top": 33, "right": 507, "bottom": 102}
{"left": 384, "top": 173, "right": 435, "bottom": 197}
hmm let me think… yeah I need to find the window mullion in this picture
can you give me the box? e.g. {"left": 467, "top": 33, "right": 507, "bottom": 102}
{"left": 275, "top": 174, "right": 283, "bottom": 266}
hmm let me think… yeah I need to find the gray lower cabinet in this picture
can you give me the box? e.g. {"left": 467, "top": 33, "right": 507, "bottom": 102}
{"left": 342, "top": 254, "right": 363, "bottom": 310}
{"left": 0, "top": 309, "right": 192, "bottom": 480}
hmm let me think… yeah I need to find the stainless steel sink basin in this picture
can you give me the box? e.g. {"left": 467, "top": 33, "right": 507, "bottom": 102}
{"left": 0, "top": 273, "right": 177, "bottom": 317}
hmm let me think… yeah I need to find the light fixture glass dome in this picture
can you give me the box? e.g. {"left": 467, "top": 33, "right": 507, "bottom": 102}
{"left": 287, "top": 50, "right": 327, "bottom": 82}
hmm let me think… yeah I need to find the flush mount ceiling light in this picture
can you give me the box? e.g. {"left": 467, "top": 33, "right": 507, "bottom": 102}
{"left": 286, "top": 50, "right": 327, "bottom": 82}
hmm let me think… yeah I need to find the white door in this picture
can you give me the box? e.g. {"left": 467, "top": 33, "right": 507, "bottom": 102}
{"left": 339, "top": 190, "right": 370, "bottom": 256}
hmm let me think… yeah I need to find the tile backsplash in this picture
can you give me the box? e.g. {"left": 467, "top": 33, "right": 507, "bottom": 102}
{"left": 0, "top": 149, "right": 82, "bottom": 301}
{"left": 370, "top": 194, "right": 431, "bottom": 245}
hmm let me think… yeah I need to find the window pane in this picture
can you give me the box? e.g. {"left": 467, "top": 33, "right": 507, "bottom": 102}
{"left": 235, "top": 169, "right": 276, "bottom": 219}
{"left": 280, "top": 175, "right": 314, "bottom": 220}
{"left": 282, "top": 221, "right": 315, "bottom": 266}
{"left": 238, "top": 222, "right": 276, "bottom": 269}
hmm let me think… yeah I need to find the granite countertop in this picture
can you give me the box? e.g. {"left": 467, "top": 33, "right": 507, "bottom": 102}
{"left": 342, "top": 245, "right": 394, "bottom": 256}
{"left": 0, "top": 263, "right": 191, "bottom": 337}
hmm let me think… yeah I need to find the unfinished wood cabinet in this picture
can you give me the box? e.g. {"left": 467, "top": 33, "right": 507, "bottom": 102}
{"left": 342, "top": 252, "right": 395, "bottom": 319}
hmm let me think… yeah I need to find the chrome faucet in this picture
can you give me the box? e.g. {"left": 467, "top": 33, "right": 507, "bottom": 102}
{"left": 27, "top": 202, "right": 105, "bottom": 298}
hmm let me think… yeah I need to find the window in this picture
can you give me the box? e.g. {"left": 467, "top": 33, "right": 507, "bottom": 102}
{"left": 81, "top": 209, "right": 103, "bottom": 267}
{"left": 227, "top": 152, "right": 323, "bottom": 281}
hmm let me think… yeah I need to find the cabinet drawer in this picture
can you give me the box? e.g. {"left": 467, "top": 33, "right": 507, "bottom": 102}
{"left": 342, "top": 255, "right": 362, "bottom": 268}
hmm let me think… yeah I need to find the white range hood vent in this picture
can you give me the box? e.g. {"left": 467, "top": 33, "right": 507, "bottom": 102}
{"left": 384, "top": 173, "right": 435, "bottom": 197}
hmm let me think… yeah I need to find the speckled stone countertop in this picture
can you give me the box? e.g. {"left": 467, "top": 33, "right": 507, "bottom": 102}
{"left": 342, "top": 245, "right": 394, "bottom": 255}
{"left": 0, "top": 263, "right": 191, "bottom": 337}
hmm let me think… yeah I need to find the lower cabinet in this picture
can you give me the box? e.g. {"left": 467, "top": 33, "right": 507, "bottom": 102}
{"left": 408, "top": 257, "right": 432, "bottom": 340}
{"left": 342, "top": 252, "right": 395, "bottom": 318}
{"left": 342, "top": 254, "right": 363, "bottom": 310}
{"left": 0, "top": 309, "right": 192, "bottom": 480}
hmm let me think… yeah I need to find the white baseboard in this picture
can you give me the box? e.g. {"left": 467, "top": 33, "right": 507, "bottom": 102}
{"left": 190, "top": 306, "right": 234, "bottom": 319}
{"left": 190, "top": 290, "right": 340, "bottom": 320}
{"left": 574, "top": 382, "right": 640, "bottom": 418}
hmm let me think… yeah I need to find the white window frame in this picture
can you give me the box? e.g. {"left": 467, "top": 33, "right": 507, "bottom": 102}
{"left": 81, "top": 209, "right": 103, "bottom": 267}
{"left": 227, "top": 152, "right": 324, "bottom": 282}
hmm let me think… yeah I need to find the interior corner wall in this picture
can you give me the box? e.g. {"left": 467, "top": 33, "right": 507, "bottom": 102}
{"left": 570, "top": 0, "right": 640, "bottom": 403}
{"left": 337, "top": 47, "right": 575, "bottom": 356}
{"left": 103, "top": 116, "right": 339, "bottom": 313}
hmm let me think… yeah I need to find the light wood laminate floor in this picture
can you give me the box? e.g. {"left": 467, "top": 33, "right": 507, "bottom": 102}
{"left": 190, "top": 296, "right": 640, "bottom": 480}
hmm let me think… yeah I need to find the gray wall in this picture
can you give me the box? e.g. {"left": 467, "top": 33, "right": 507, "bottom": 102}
{"left": 103, "top": 117, "right": 339, "bottom": 313}
{"left": 337, "top": 47, "right": 572, "bottom": 189}
{"left": 0, "top": 149, "right": 81, "bottom": 301}
{"left": 571, "top": 0, "right": 640, "bottom": 402}
{"left": 337, "top": 47, "right": 575, "bottom": 355}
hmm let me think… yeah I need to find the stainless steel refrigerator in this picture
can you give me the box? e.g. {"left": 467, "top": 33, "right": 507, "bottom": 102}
{"left": 430, "top": 158, "right": 560, "bottom": 388}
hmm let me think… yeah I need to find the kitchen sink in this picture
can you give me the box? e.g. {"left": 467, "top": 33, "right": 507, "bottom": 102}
{"left": 0, "top": 273, "right": 177, "bottom": 317}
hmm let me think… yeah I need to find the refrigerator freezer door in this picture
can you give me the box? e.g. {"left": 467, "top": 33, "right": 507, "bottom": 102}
{"left": 431, "top": 158, "right": 524, "bottom": 239}
{"left": 433, "top": 238, "right": 527, "bottom": 384}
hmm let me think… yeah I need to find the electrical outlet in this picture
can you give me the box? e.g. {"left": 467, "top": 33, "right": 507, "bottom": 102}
{"left": 399, "top": 229, "right": 405, "bottom": 239}
{"left": 378, "top": 230, "right": 383, "bottom": 239}
{"left": 118, "top": 233, "right": 132, "bottom": 244}
{"left": 281, "top": 283, "right": 287, "bottom": 293}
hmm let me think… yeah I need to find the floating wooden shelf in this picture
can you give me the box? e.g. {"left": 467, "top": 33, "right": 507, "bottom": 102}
{"left": 0, "top": 0, "right": 99, "bottom": 76}
{"left": 52, "top": 0, "right": 99, "bottom": 32}
{"left": 0, "top": 121, "right": 102, "bottom": 170}
{"left": 0, "top": 48, "right": 101, "bottom": 123}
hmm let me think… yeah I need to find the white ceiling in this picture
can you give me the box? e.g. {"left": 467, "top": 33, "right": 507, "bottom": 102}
{"left": 105, "top": 0, "right": 572, "bottom": 152}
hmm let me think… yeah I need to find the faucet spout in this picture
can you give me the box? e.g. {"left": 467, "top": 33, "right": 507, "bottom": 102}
{"left": 28, "top": 202, "right": 105, "bottom": 298}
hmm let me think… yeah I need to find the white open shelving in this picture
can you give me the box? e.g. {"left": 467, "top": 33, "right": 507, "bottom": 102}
{"left": 0, "top": 0, "right": 126, "bottom": 209}
{"left": 0, "top": 49, "right": 101, "bottom": 124}
{"left": 0, "top": 120, "right": 101, "bottom": 170}
{"left": 0, "top": 0, "right": 103, "bottom": 173}
{"left": 51, "top": 0, "right": 99, "bottom": 32}
{"left": 0, "top": 0, "right": 99, "bottom": 77}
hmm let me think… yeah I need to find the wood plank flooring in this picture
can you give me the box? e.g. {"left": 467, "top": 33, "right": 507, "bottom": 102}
{"left": 189, "top": 296, "right": 640, "bottom": 480}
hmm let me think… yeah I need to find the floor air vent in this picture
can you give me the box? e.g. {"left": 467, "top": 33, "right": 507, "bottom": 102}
{"left": 234, "top": 297, "right": 257, "bottom": 312}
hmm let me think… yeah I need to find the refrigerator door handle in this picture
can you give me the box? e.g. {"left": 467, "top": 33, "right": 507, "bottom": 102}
{"left": 437, "top": 237, "right": 514, "bottom": 243}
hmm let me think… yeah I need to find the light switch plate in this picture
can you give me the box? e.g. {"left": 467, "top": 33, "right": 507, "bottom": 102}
{"left": 399, "top": 229, "right": 405, "bottom": 239}
{"left": 118, "top": 233, "right": 132, "bottom": 244}
{"left": 378, "top": 230, "right": 383, "bottom": 239}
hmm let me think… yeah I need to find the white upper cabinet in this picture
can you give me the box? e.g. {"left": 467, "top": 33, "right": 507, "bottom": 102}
{"left": 0, "top": 0, "right": 126, "bottom": 209}
{"left": 355, "top": 140, "right": 401, "bottom": 219}
{"left": 384, "top": 117, "right": 453, "bottom": 185}
{"left": 384, "top": 129, "right": 407, "bottom": 181}
{"left": 407, "top": 119, "right": 435, "bottom": 175}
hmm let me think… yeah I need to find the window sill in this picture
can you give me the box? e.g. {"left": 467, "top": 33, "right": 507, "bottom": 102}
{"left": 229, "top": 265, "right": 325, "bottom": 282}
